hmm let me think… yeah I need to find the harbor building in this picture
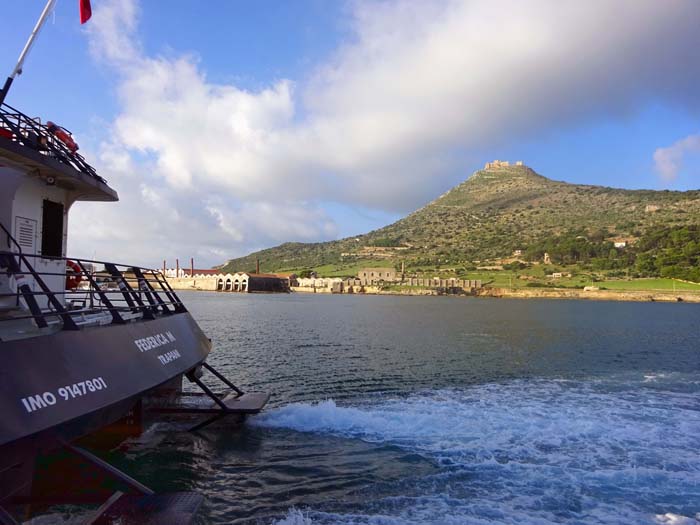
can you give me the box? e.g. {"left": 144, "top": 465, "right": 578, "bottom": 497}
{"left": 216, "top": 272, "right": 290, "bottom": 293}
{"left": 358, "top": 268, "right": 398, "bottom": 285}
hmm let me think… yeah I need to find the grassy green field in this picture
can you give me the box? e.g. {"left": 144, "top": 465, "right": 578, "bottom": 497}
{"left": 283, "top": 259, "right": 394, "bottom": 278}
{"left": 464, "top": 273, "right": 700, "bottom": 292}
{"left": 594, "top": 278, "right": 700, "bottom": 291}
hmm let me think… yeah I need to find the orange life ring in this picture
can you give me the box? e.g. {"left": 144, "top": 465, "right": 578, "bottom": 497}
{"left": 65, "top": 260, "right": 83, "bottom": 290}
{"left": 47, "top": 121, "right": 79, "bottom": 154}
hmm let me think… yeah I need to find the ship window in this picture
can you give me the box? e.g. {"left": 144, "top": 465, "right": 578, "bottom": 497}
{"left": 41, "top": 200, "right": 64, "bottom": 257}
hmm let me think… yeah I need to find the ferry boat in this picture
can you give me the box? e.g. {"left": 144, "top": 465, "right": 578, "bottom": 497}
{"left": 0, "top": 10, "right": 268, "bottom": 523}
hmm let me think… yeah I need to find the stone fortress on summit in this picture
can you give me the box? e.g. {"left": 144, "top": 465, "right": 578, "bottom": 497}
{"left": 484, "top": 159, "right": 525, "bottom": 169}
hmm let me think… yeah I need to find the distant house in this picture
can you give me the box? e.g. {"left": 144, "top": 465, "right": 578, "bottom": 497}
{"left": 358, "top": 268, "right": 398, "bottom": 285}
{"left": 611, "top": 237, "right": 635, "bottom": 249}
{"left": 295, "top": 277, "right": 342, "bottom": 291}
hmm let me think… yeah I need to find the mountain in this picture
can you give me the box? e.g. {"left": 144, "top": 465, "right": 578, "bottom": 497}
{"left": 220, "top": 162, "right": 700, "bottom": 275}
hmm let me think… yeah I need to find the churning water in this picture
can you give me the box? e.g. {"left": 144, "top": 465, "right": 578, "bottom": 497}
{"left": 113, "top": 293, "right": 700, "bottom": 524}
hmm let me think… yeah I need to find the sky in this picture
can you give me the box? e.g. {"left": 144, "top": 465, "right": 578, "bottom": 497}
{"left": 2, "top": 0, "right": 700, "bottom": 268}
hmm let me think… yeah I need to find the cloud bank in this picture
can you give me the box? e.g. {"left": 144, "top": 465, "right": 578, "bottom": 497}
{"left": 654, "top": 134, "right": 700, "bottom": 182}
{"left": 71, "top": 0, "right": 700, "bottom": 267}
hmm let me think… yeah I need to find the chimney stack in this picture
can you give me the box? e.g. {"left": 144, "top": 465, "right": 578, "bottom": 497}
{"left": 176, "top": 258, "right": 179, "bottom": 278}
{"left": 256, "top": 258, "right": 260, "bottom": 274}
{"left": 190, "top": 257, "right": 194, "bottom": 278}
{"left": 163, "top": 260, "right": 166, "bottom": 274}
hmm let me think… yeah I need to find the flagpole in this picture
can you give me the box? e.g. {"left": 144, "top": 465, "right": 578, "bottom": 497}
{"left": 0, "top": 0, "right": 57, "bottom": 105}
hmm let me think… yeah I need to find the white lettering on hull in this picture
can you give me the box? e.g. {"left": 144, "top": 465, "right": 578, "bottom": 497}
{"left": 20, "top": 377, "right": 108, "bottom": 414}
{"left": 157, "top": 349, "right": 181, "bottom": 365}
{"left": 134, "top": 331, "right": 177, "bottom": 352}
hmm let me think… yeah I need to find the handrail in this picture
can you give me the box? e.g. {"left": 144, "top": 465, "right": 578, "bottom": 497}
{"left": 0, "top": 222, "right": 22, "bottom": 253}
{"left": 0, "top": 249, "right": 186, "bottom": 334}
{"left": 0, "top": 101, "right": 105, "bottom": 183}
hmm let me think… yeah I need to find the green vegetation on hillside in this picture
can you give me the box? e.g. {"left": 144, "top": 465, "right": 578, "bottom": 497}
{"left": 634, "top": 225, "right": 700, "bottom": 282}
{"left": 220, "top": 165, "right": 700, "bottom": 286}
{"left": 368, "top": 237, "right": 404, "bottom": 247}
{"left": 524, "top": 226, "right": 700, "bottom": 281}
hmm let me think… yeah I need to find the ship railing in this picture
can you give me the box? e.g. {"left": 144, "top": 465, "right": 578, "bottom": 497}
{"left": 0, "top": 248, "right": 187, "bottom": 333}
{"left": 0, "top": 101, "right": 105, "bottom": 183}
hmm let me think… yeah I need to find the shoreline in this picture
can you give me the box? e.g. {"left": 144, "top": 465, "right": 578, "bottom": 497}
{"left": 167, "top": 278, "right": 700, "bottom": 303}
{"left": 474, "top": 287, "right": 700, "bottom": 303}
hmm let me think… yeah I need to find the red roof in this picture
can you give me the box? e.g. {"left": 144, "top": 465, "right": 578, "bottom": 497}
{"left": 185, "top": 269, "right": 221, "bottom": 275}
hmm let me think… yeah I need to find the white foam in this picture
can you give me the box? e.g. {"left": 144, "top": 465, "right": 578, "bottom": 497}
{"left": 273, "top": 508, "right": 314, "bottom": 525}
{"left": 255, "top": 380, "right": 700, "bottom": 524}
{"left": 269, "top": 498, "right": 692, "bottom": 525}
{"left": 254, "top": 382, "right": 700, "bottom": 469}
{"left": 654, "top": 513, "right": 698, "bottom": 524}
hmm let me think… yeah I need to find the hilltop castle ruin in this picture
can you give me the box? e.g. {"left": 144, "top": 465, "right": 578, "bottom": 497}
{"left": 484, "top": 160, "right": 525, "bottom": 169}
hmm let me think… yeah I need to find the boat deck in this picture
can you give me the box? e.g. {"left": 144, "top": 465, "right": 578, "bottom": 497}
{"left": 151, "top": 391, "right": 270, "bottom": 415}
{"left": 0, "top": 307, "right": 146, "bottom": 342}
{"left": 0, "top": 251, "right": 187, "bottom": 342}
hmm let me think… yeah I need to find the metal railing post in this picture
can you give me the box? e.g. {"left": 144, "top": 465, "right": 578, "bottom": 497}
{"left": 132, "top": 267, "right": 170, "bottom": 314}
{"left": 151, "top": 270, "right": 186, "bottom": 313}
{"left": 104, "top": 263, "right": 154, "bottom": 320}
{"left": 76, "top": 260, "right": 125, "bottom": 325}
{"left": 13, "top": 253, "right": 77, "bottom": 330}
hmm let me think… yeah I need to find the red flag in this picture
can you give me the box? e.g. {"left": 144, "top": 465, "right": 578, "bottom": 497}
{"left": 79, "top": 0, "right": 92, "bottom": 24}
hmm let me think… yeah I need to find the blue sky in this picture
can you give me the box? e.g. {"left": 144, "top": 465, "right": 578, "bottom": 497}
{"left": 2, "top": 1, "right": 699, "bottom": 267}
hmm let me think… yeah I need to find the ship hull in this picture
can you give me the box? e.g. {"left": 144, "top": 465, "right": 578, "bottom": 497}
{"left": 0, "top": 312, "right": 211, "bottom": 492}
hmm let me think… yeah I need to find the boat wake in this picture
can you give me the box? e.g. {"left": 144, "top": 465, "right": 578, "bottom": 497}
{"left": 253, "top": 378, "right": 700, "bottom": 525}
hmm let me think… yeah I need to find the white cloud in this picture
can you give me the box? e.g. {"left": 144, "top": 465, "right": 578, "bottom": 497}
{"left": 73, "top": 0, "right": 700, "bottom": 267}
{"left": 86, "top": 0, "right": 140, "bottom": 65}
{"left": 653, "top": 134, "right": 700, "bottom": 182}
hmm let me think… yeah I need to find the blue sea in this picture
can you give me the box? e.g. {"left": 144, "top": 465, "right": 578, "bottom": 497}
{"left": 52, "top": 292, "right": 700, "bottom": 524}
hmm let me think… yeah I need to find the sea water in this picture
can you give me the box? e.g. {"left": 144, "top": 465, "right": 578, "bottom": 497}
{"left": 108, "top": 293, "right": 700, "bottom": 524}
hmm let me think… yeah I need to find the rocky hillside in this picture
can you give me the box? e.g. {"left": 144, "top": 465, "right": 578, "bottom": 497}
{"left": 220, "top": 164, "right": 700, "bottom": 274}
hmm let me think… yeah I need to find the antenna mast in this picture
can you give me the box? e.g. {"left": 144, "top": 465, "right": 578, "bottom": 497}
{"left": 0, "top": 0, "right": 58, "bottom": 105}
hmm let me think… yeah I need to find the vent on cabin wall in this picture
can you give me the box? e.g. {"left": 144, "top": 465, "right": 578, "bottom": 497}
{"left": 15, "top": 217, "right": 37, "bottom": 254}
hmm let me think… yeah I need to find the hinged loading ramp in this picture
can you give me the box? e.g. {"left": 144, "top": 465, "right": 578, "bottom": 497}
{"left": 65, "top": 443, "right": 203, "bottom": 525}
{"left": 151, "top": 362, "right": 270, "bottom": 431}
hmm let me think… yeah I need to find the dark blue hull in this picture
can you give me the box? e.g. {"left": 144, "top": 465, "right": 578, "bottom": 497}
{"left": 0, "top": 312, "right": 211, "bottom": 500}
